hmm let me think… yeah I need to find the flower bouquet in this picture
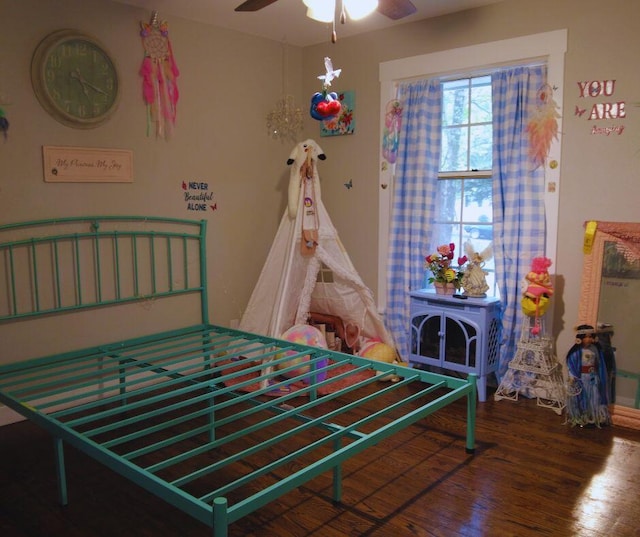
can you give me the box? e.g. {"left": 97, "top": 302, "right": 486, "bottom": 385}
{"left": 425, "top": 243, "right": 467, "bottom": 294}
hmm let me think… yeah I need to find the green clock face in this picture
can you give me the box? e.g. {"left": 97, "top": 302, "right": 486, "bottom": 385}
{"left": 32, "top": 30, "right": 119, "bottom": 128}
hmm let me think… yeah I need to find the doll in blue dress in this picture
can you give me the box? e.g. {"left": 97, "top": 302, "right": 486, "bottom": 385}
{"left": 566, "top": 324, "right": 611, "bottom": 427}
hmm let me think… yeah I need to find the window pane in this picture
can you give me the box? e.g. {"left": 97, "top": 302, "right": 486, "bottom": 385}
{"left": 442, "top": 79, "right": 469, "bottom": 126}
{"left": 436, "top": 179, "right": 462, "bottom": 222}
{"left": 440, "top": 126, "right": 469, "bottom": 171}
{"left": 469, "top": 124, "right": 492, "bottom": 170}
{"left": 463, "top": 224, "right": 493, "bottom": 241}
{"left": 461, "top": 178, "right": 492, "bottom": 222}
{"left": 461, "top": 179, "right": 493, "bottom": 263}
{"left": 430, "top": 223, "right": 462, "bottom": 254}
{"left": 470, "top": 76, "right": 492, "bottom": 123}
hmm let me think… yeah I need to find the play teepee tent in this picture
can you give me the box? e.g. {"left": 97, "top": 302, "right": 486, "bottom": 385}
{"left": 240, "top": 139, "right": 395, "bottom": 354}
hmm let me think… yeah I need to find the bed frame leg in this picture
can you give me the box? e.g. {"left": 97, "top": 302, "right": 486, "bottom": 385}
{"left": 53, "top": 437, "right": 68, "bottom": 506}
{"left": 332, "top": 438, "right": 343, "bottom": 503}
{"left": 212, "top": 497, "right": 228, "bottom": 537}
{"left": 465, "top": 374, "right": 477, "bottom": 454}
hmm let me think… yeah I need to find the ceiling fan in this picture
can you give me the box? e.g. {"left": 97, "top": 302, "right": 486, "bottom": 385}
{"left": 234, "top": 0, "right": 418, "bottom": 21}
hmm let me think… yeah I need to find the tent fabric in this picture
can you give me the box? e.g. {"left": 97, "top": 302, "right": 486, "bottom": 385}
{"left": 240, "top": 139, "right": 395, "bottom": 352}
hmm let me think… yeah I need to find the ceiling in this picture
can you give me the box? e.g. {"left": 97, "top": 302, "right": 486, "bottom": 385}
{"left": 109, "top": 0, "right": 505, "bottom": 47}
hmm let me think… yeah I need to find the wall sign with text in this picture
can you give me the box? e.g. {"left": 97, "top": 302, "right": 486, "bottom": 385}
{"left": 575, "top": 79, "right": 626, "bottom": 136}
{"left": 43, "top": 146, "right": 133, "bottom": 182}
{"left": 181, "top": 180, "right": 218, "bottom": 212}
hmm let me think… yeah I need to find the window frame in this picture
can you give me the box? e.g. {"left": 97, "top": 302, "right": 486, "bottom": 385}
{"left": 378, "top": 30, "right": 567, "bottom": 316}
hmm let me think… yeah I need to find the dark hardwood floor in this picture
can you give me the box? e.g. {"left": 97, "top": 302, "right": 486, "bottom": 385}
{"left": 1, "top": 388, "right": 639, "bottom": 537}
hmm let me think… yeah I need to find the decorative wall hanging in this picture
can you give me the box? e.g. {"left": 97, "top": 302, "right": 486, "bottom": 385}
{"left": 575, "top": 79, "right": 626, "bottom": 136}
{"left": 180, "top": 180, "right": 218, "bottom": 212}
{"left": 42, "top": 146, "right": 133, "bottom": 183}
{"left": 266, "top": 42, "right": 303, "bottom": 142}
{"left": 382, "top": 98, "right": 403, "bottom": 162}
{"left": 526, "top": 83, "right": 560, "bottom": 169}
{"left": 310, "top": 57, "right": 342, "bottom": 121}
{"left": 320, "top": 90, "right": 354, "bottom": 136}
{"left": 140, "top": 11, "right": 180, "bottom": 140}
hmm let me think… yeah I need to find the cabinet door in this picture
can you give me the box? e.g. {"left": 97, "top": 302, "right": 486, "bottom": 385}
{"left": 442, "top": 314, "right": 481, "bottom": 373}
{"left": 410, "top": 312, "right": 442, "bottom": 364}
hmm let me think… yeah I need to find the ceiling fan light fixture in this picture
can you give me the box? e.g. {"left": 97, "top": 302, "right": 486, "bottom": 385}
{"left": 344, "top": 0, "right": 378, "bottom": 20}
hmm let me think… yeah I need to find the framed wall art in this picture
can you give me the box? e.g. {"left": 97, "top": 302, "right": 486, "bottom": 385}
{"left": 321, "top": 90, "right": 355, "bottom": 137}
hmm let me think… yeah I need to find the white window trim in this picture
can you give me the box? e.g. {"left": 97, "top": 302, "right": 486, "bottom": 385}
{"left": 377, "top": 30, "right": 567, "bottom": 313}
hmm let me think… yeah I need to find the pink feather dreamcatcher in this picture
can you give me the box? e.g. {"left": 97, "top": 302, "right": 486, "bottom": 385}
{"left": 139, "top": 12, "right": 180, "bottom": 139}
{"left": 526, "top": 83, "right": 560, "bottom": 169}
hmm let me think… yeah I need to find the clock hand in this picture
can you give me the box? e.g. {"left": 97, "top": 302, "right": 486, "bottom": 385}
{"left": 70, "top": 69, "right": 108, "bottom": 96}
{"left": 70, "top": 70, "right": 90, "bottom": 98}
{"left": 83, "top": 80, "right": 108, "bottom": 96}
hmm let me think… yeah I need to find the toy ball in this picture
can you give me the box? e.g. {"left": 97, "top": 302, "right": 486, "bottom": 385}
{"left": 359, "top": 341, "right": 397, "bottom": 363}
{"left": 358, "top": 340, "right": 399, "bottom": 382}
{"left": 276, "top": 324, "right": 328, "bottom": 382}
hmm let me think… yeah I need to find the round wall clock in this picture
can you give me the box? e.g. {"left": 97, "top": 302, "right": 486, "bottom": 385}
{"left": 31, "top": 29, "right": 120, "bottom": 129}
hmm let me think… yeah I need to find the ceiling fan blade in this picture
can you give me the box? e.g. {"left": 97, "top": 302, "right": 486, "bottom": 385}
{"left": 235, "top": 0, "right": 279, "bottom": 12}
{"left": 377, "top": 0, "right": 417, "bottom": 20}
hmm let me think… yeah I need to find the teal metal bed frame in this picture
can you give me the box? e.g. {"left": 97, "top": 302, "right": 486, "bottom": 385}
{"left": 0, "top": 216, "right": 476, "bottom": 537}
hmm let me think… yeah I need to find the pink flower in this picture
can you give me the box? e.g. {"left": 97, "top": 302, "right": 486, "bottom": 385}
{"left": 437, "top": 244, "right": 451, "bottom": 257}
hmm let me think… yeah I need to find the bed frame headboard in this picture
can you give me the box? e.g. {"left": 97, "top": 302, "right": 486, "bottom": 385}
{"left": 0, "top": 216, "right": 209, "bottom": 324}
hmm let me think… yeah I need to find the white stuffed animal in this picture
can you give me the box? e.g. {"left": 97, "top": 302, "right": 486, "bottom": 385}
{"left": 286, "top": 139, "right": 326, "bottom": 219}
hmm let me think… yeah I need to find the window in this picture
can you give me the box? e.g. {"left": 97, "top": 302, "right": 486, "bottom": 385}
{"left": 433, "top": 75, "right": 496, "bottom": 293}
{"left": 378, "top": 30, "right": 566, "bottom": 313}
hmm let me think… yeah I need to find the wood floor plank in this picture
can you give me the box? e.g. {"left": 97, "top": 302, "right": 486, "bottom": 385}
{"left": 1, "top": 388, "right": 640, "bottom": 536}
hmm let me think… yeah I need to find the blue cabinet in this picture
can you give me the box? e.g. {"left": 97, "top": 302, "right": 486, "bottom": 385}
{"left": 409, "top": 289, "right": 501, "bottom": 401}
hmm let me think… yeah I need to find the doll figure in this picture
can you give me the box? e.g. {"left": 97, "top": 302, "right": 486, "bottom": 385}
{"left": 566, "top": 325, "right": 611, "bottom": 428}
{"left": 460, "top": 242, "right": 492, "bottom": 297}
{"left": 521, "top": 256, "right": 554, "bottom": 335}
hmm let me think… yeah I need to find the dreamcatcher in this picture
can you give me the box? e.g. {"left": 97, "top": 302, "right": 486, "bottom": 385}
{"left": 139, "top": 11, "right": 180, "bottom": 139}
{"left": 526, "top": 83, "right": 560, "bottom": 169}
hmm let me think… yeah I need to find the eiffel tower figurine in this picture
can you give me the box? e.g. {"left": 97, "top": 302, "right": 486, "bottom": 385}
{"left": 494, "top": 256, "right": 566, "bottom": 414}
{"left": 494, "top": 317, "right": 566, "bottom": 414}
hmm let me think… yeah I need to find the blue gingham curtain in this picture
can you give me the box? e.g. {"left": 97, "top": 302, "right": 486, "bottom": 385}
{"left": 492, "top": 65, "right": 547, "bottom": 378}
{"left": 385, "top": 66, "right": 547, "bottom": 373}
{"left": 385, "top": 79, "right": 442, "bottom": 359}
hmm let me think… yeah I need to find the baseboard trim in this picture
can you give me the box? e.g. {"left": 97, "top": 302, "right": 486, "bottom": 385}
{"left": 611, "top": 404, "right": 640, "bottom": 430}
